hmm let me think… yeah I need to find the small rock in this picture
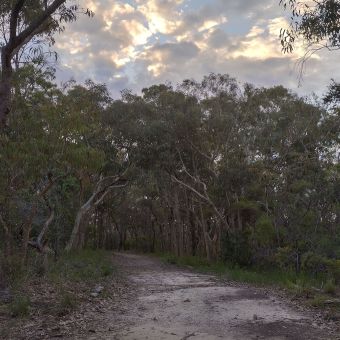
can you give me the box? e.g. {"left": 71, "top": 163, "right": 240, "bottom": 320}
{"left": 253, "top": 314, "right": 258, "bottom": 321}
{"left": 93, "top": 284, "right": 104, "bottom": 294}
{"left": 88, "top": 329, "right": 96, "bottom": 333}
{"left": 184, "top": 298, "right": 191, "bottom": 302}
{"left": 0, "top": 288, "right": 12, "bottom": 303}
{"left": 90, "top": 292, "right": 99, "bottom": 298}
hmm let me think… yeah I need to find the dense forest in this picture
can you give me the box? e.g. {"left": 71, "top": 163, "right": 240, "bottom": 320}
{"left": 0, "top": 2, "right": 340, "bottom": 332}
{"left": 0, "top": 0, "right": 340, "bottom": 340}
{"left": 0, "top": 67, "right": 339, "bottom": 282}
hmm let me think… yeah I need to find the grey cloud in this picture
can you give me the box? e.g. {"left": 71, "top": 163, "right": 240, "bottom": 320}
{"left": 151, "top": 41, "right": 200, "bottom": 60}
{"left": 91, "top": 55, "right": 118, "bottom": 77}
{"left": 204, "top": 28, "right": 240, "bottom": 51}
{"left": 174, "top": 4, "right": 226, "bottom": 35}
{"left": 54, "top": 0, "right": 340, "bottom": 99}
{"left": 217, "top": 0, "right": 279, "bottom": 19}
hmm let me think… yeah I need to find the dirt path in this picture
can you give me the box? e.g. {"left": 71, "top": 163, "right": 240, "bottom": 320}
{"left": 88, "top": 253, "right": 337, "bottom": 340}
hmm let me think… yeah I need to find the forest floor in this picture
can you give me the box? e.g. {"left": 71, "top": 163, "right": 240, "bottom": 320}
{"left": 1, "top": 252, "right": 339, "bottom": 339}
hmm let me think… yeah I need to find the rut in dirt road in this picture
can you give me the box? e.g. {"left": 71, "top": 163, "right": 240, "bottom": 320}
{"left": 94, "top": 253, "right": 337, "bottom": 340}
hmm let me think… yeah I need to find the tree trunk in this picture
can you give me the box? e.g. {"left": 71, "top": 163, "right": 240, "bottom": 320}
{"left": 199, "top": 203, "right": 211, "bottom": 262}
{"left": 173, "top": 188, "right": 183, "bottom": 257}
{"left": 66, "top": 205, "right": 89, "bottom": 251}
{"left": 66, "top": 175, "right": 126, "bottom": 251}
{"left": 0, "top": 48, "right": 13, "bottom": 127}
{"left": 21, "top": 204, "right": 37, "bottom": 266}
{"left": 0, "top": 213, "right": 11, "bottom": 258}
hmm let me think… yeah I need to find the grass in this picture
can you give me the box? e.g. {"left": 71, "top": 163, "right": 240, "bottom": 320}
{"left": 48, "top": 249, "right": 115, "bottom": 284}
{"left": 55, "top": 290, "right": 78, "bottom": 316}
{"left": 4, "top": 249, "right": 116, "bottom": 319}
{"left": 155, "top": 252, "right": 339, "bottom": 309}
{"left": 8, "top": 295, "right": 30, "bottom": 318}
{"left": 157, "top": 252, "right": 316, "bottom": 286}
{"left": 323, "top": 279, "right": 337, "bottom": 295}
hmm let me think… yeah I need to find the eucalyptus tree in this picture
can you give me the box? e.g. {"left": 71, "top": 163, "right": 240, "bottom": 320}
{"left": 105, "top": 74, "right": 339, "bottom": 274}
{"left": 0, "top": 0, "right": 93, "bottom": 127}
{"left": 280, "top": 0, "right": 340, "bottom": 54}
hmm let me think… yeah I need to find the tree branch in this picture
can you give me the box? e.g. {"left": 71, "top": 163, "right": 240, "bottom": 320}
{"left": 9, "top": 0, "right": 26, "bottom": 43}
{"left": 10, "top": 0, "right": 66, "bottom": 56}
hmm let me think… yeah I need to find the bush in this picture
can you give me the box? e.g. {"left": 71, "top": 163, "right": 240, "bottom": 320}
{"left": 254, "top": 215, "right": 276, "bottom": 247}
{"left": 275, "top": 247, "right": 296, "bottom": 271}
{"left": 221, "top": 228, "right": 253, "bottom": 267}
{"left": 57, "top": 291, "right": 77, "bottom": 316}
{"left": 48, "top": 249, "right": 115, "bottom": 282}
{"left": 325, "top": 259, "right": 340, "bottom": 284}
{"left": 301, "top": 252, "right": 328, "bottom": 277}
{"left": 9, "top": 295, "right": 30, "bottom": 317}
{"left": 164, "top": 254, "right": 178, "bottom": 265}
{"left": 302, "top": 252, "right": 340, "bottom": 283}
{"left": 323, "top": 279, "right": 336, "bottom": 295}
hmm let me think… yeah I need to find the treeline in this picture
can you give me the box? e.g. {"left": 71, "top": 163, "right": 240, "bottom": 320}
{"left": 0, "top": 69, "right": 339, "bottom": 284}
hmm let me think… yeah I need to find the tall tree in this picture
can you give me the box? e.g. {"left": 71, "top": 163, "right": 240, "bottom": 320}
{"left": 0, "top": 0, "right": 92, "bottom": 127}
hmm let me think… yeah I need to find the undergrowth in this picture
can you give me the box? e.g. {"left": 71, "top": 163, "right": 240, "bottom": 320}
{"left": 155, "top": 252, "right": 340, "bottom": 312}
{"left": 48, "top": 249, "right": 115, "bottom": 283}
{"left": 3, "top": 249, "right": 115, "bottom": 318}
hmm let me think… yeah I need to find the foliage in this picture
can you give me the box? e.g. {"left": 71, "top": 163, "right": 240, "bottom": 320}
{"left": 48, "top": 249, "right": 115, "bottom": 283}
{"left": 8, "top": 295, "right": 30, "bottom": 317}
{"left": 280, "top": 0, "right": 340, "bottom": 53}
{"left": 0, "top": 69, "right": 339, "bottom": 292}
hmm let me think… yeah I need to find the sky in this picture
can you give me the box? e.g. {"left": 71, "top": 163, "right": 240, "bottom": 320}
{"left": 54, "top": 0, "right": 340, "bottom": 98}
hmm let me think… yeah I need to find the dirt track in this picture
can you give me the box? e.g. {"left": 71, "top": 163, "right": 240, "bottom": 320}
{"left": 90, "top": 253, "right": 337, "bottom": 340}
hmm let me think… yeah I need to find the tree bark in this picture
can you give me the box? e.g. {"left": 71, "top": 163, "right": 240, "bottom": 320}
{"left": 65, "top": 175, "right": 126, "bottom": 251}
{"left": 21, "top": 203, "right": 37, "bottom": 265}
{"left": 0, "top": 213, "right": 11, "bottom": 258}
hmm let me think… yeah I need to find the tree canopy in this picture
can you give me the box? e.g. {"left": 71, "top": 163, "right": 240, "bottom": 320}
{"left": 0, "top": 0, "right": 93, "bottom": 127}
{"left": 280, "top": 0, "right": 340, "bottom": 53}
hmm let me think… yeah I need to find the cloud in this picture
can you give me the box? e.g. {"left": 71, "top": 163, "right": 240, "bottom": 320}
{"left": 140, "top": 41, "right": 200, "bottom": 76}
{"left": 53, "top": 0, "right": 340, "bottom": 97}
{"left": 136, "top": 0, "right": 184, "bottom": 34}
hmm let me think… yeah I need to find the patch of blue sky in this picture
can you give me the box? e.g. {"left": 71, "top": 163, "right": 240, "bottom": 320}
{"left": 182, "top": 0, "right": 208, "bottom": 11}
{"left": 225, "top": 16, "right": 254, "bottom": 36}
{"left": 149, "top": 33, "right": 171, "bottom": 44}
{"left": 123, "top": 0, "right": 137, "bottom": 7}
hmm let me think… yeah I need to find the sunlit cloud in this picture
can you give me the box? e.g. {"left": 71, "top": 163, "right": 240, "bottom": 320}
{"left": 137, "top": 0, "right": 184, "bottom": 34}
{"left": 54, "top": 0, "right": 340, "bottom": 97}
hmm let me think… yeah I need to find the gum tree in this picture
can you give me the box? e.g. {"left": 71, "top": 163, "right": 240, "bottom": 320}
{"left": 0, "top": 0, "right": 93, "bottom": 127}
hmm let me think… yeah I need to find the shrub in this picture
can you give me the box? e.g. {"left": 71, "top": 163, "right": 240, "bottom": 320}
{"left": 310, "top": 295, "right": 327, "bottom": 307}
{"left": 254, "top": 215, "right": 276, "bottom": 247}
{"left": 301, "top": 252, "right": 328, "bottom": 277}
{"left": 325, "top": 259, "right": 340, "bottom": 284}
{"left": 56, "top": 291, "right": 77, "bottom": 316}
{"left": 9, "top": 295, "right": 30, "bottom": 317}
{"left": 323, "top": 279, "right": 336, "bottom": 295}
{"left": 275, "top": 247, "right": 296, "bottom": 271}
{"left": 221, "top": 228, "right": 253, "bottom": 267}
